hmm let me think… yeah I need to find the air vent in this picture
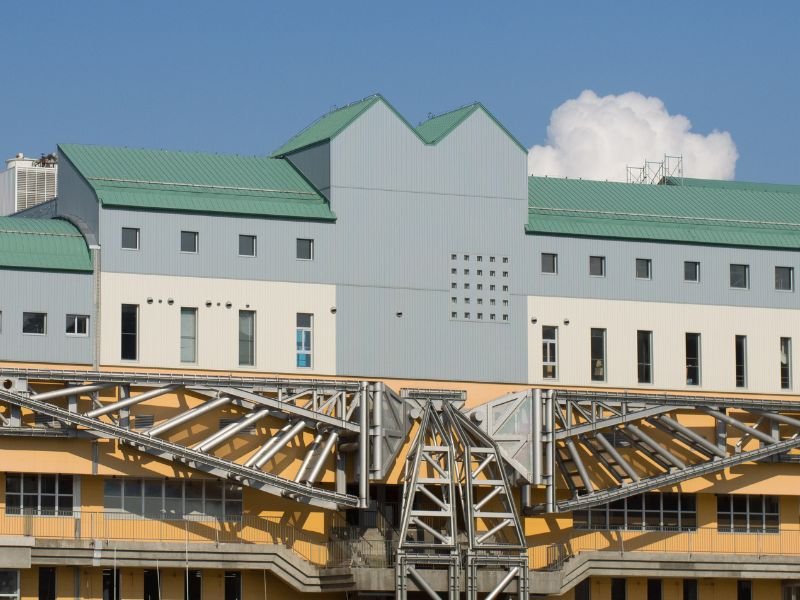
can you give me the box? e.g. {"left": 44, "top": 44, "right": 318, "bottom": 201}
{"left": 133, "top": 414, "right": 155, "bottom": 430}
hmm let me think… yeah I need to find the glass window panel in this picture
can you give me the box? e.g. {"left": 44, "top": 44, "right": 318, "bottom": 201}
{"left": 185, "top": 481, "right": 203, "bottom": 515}
{"left": 635, "top": 258, "right": 652, "bottom": 279}
{"left": 732, "top": 495, "right": 747, "bottom": 513}
{"left": 22, "top": 312, "right": 46, "bottom": 334}
{"left": 23, "top": 474, "right": 38, "bottom": 493}
{"left": 590, "top": 328, "right": 606, "bottom": 381}
{"left": 781, "top": 337, "right": 792, "bottom": 390}
{"left": 589, "top": 256, "right": 605, "bottom": 277}
{"left": 180, "top": 308, "right": 197, "bottom": 363}
{"left": 58, "top": 476, "right": 72, "bottom": 495}
{"left": 0, "top": 570, "right": 18, "bottom": 594}
{"left": 181, "top": 231, "right": 198, "bottom": 253}
{"left": 238, "top": 311, "right": 255, "bottom": 366}
{"left": 40, "top": 494, "right": 56, "bottom": 512}
{"left": 296, "top": 238, "right": 314, "bottom": 260}
{"left": 121, "top": 304, "right": 138, "bottom": 360}
{"left": 637, "top": 330, "right": 653, "bottom": 383}
{"left": 730, "top": 264, "right": 749, "bottom": 289}
{"left": 5, "top": 474, "right": 20, "bottom": 494}
{"left": 121, "top": 227, "right": 139, "bottom": 250}
{"left": 541, "top": 253, "right": 557, "bottom": 274}
{"left": 685, "top": 333, "right": 701, "bottom": 385}
{"left": 40, "top": 475, "right": 56, "bottom": 494}
{"left": 238, "top": 235, "right": 256, "bottom": 257}
{"left": 684, "top": 261, "right": 700, "bottom": 282}
{"left": 735, "top": 335, "right": 748, "bottom": 387}
{"left": 776, "top": 266, "right": 793, "bottom": 291}
{"left": 542, "top": 326, "right": 558, "bottom": 379}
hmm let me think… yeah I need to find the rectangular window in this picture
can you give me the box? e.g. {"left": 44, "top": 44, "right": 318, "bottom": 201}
{"left": 591, "top": 328, "right": 606, "bottom": 382}
{"left": 65, "top": 314, "right": 89, "bottom": 336}
{"left": 573, "top": 492, "right": 696, "bottom": 531}
{"left": 102, "top": 569, "right": 120, "bottom": 600}
{"left": 611, "top": 578, "right": 626, "bottom": 600}
{"left": 683, "top": 580, "right": 698, "bottom": 600}
{"left": 238, "top": 234, "right": 256, "bottom": 257}
{"left": 637, "top": 330, "right": 653, "bottom": 384}
{"left": 121, "top": 227, "right": 140, "bottom": 250}
{"left": 635, "top": 258, "right": 652, "bottom": 280}
{"left": 180, "top": 231, "right": 198, "bottom": 253}
{"left": 735, "top": 335, "right": 747, "bottom": 388}
{"left": 22, "top": 312, "right": 46, "bottom": 335}
{"left": 38, "top": 567, "right": 55, "bottom": 600}
{"left": 296, "top": 238, "right": 314, "bottom": 260}
{"left": 224, "top": 572, "right": 241, "bottom": 600}
{"left": 143, "top": 570, "right": 160, "bottom": 600}
{"left": 717, "top": 494, "right": 779, "bottom": 533}
{"left": 5, "top": 473, "right": 73, "bottom": 516}
{"left": 737, "top": 581, "right": 752, "bottom": 600}
{"left": 542, "top": 326, "right": 558, "bottom": 379}
{"left": 180, "top": 308, "right": 197, "bottom": 363}
{"left": 0, "top": 570, "right": 18, "bottom": 600}
{"left": 296, "top": 313, "right": 313, "bottom": 368}
{"left": 103, "top": 478, "right": 242, "bottom": 519}
{"left": 781, "top": 337, "right": 792, "bottom": 390}
{"left": 541, "top": 253, "right": 557, "bottom": 274}
{"left": 238, "top": 311, "right": 255, "bottom": 366}
{"left": 776, "top": 266, "right": 794, "bottom": 291}
{"left": 730, "top": 264, "right": 749, "bottom": 289}
{"left": 684, "top": 261, "right": 700, "bottom": 282}
{"left": 0, "top": 311, "right": 3, "bottom": 333}
{"left": 685, "top": 333, "right": 701, "bottom": 386}
{"left": 647, "top": 579, "right": 662, "bottom": 600}
{"left": 589, "top": 255, "right": 605, "bottom": 277}
{"left": 184, "top": 570, "right": 202, "bottom": 600}
{"left": 121, "top": 304, "right": 138, "bottom": 361}
{"left": 575, "top": 580, "right": 591, "bottom": 600}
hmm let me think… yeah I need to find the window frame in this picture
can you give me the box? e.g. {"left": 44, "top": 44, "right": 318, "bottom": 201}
{"left": 589, "top": 255, "right": 606, "bottom": 277}
{"left": 775, "top": 266, "right": 794, "bottom": 292}
{"left": 716, "top": 494, "right": 779, "bottom": 534}
{"left": 4, "top": 473, "right": 74, "bottom": 517}
{"left": 238, "top": 310, "right": 256, "bottom": 367}
{"left": 65, "top": 314, "right": 89, "bottom": 337}
{"left": 22, "top": 312, "right": 47, "bottom": 336}
{"left": 735, "top": 334, "right": 748, "bottom": 388}
{"left": 780, "top": 337, "right": 792, "bottom": 390}
{"left": 121, "top": 304, "right": 139, "bottom": 361}
{"left": 685, "top": 332, "right": 701, "bottom": 386}
{"left": 730, "top": 264, "right": 750, "bottom": 289}
{"left": 0, "top": 570, "right": 19, "bottom": 600}
{"left": 590, "top": 328, "right": 607, "bottom": 382}
{"left": 683, "top": 261, "right": 700, "bottom": 283}
{"left": 121, "top": 227, "right": 140, "bottom": 251}
{"left": 542, "top": 326, "right": 558, "bottom": 380}
{"left": 238, "top": 234, "right": 257, "bottom": 258}
{"left": 180, "top": 230, "right": 199, "bottom": 254}
{"left": 180, "top": 307, "right": 198, "bottom": 364}
{"left": 296, "top": 238, "right": 314, "bottom": 261}
{"left": 541, "top": 253, "right": 558, "bottom": 275}
{"left": 637, "top": 330, "right": 653, "bottom": 384}
{"left": 635, "top": 258, "right": 652, "bottom": 280}
{"left": 296, "top": 313, "right": 313, "bottom": 369}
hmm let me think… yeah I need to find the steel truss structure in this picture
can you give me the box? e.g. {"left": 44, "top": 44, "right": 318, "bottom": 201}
{"left": 396, "top": 400, "right": 528, "bottom": 600}
{"left": 470, "top": 388, "right": 800, "bottom": 513}
{"left": 0, "top": 369, "right": 408, "bottom": 511}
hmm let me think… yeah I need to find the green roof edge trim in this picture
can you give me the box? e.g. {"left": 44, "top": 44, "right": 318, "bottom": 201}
{"left": 272, "top": 95, "right": 528, "bottom": 157}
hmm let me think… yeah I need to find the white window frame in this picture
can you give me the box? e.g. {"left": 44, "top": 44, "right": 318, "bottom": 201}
{"left": 121, "top": 227, "right": 140, "bottom": 251}
{"left": 589, "top": 256, "right": 606, "bottom": 277}
{"left": 0, "top": 569, "right": 19, "bottom": 600}
{"left": 541, "top": 253, "right": 558, "bottom": 274}
{"left": 775, "top": 266, "right": 794, "bottom": 292}
{"left": 542, "top": 326, "right": 558, "bottom": 379}
{"left": 180, "top": 230, "right": 199, "bottom": 254}
{"left": 637, "top": 330, "right": 653, "bottom": 384}
{"left": 780, "top": 337, "right": 792, "bottom": 390}
{"left": 730, "top": 264, "right": 750, "bottom": 290}
{"left": 22, "top": 312, "right": 47, "bottom": 336}
{"left": 296, "top": 313, "right": 313, "bottom": 368}
{"left": 635, "top": 258, "right": 652, "bottom": 280}
{"left": 238, "top": 310, "right": 256, "bottom": 367}
{"left": 121, "top": 304, "right": 139, "bottom": 361}
{"left": 684, "top": 261, "right": 700, "bottom": 283}
{"left": 238, "top": 234, "right": 257, "bottom": 258}
{"left": 65, "top": 314, "right": 89, "bottom": 337}
{"left": 180, "top": 307, "right": 198, "bottom": 364}
{"left": 590, "top": 328, "right": 607, "bottom": 382}
{"left": 296, "top": 238, "right": 314, "bottom": 261}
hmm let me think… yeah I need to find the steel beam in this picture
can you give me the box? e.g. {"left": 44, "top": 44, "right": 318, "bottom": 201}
{"left": 565, "top": 438, "right": 594, "bottom": 492}
{"left": 704, "top": 407, "right": 779, "bottom": 445}
{"left": 626, "top": 423, "right": 686, "bottom": 469}
{"left": 147, "top": 395, "right": 232, "bottom": 437}
{"left": 32, "top": 383, "right": 116, "bottom": 403}
{"left": 195, "top": 408, "right": 270, "bottom": 453}
{"left": 85, "top": 385, "right": 181, "bottom": 418}
{"left": 594, "top": 432, "right": 640, "bottom": 482}
{"left": 652, "top": 415, "right": 726, "bottom": 458}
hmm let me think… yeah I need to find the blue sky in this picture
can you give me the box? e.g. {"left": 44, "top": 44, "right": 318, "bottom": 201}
{"left": 1, "top": 1, "right": 798, "bottom": 183}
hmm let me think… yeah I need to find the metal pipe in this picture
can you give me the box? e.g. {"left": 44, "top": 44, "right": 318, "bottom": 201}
{"left": 532, "top": 389, "right": 543, "bottom": 485}
{"left": 471, "top": 454, "right": 494, "bottom": 479}
{"left": 476, "top": 518, "right": 513, "bottom": 544}
{"left": 594, "top": 432, "right": 640, "bottom": 482}
{"left": 753, "top": 410, "right": 800, "bottom": 429}
{"left": 411, "top": 517, "right": 450, "bottom": 544}
{"left": 196, "top": 408, "right": 270, "bottom": 453}
{"left": 33, "top": 383, "right": 115, "bottom": 403}
{"left": 627, "top": 424, "right": 686, "bottom": 469}
{"left": 655, "top": 415, "right": 726, "bottom": 458}
{"left": 253, "top": 420, "right": 306, "bottom": 468}
{"left": 86, "top": 385, "right": 180, "bottom": 418}
{"left": 476, "top": 486, "right": 504, "bottom": 511}
{"left": 359, "top": 381, "right": 369, "bottom": 508}
{"left": 406, "top": 566, "right": 442, "bottom": 600}
{"left": 243, "top": 422, "right": 294, "bottom": 468}
{"left": 294, "top": 433, "right": 324, "bottom": 483}
{"left": 485, "top": 567, "right": 520, "bottom": 600}
{"left": 704, "top": 407, "right": 778, "bottom": 445}
{"left": 304, "top": 431, "right": 339, "bottom": 484}
{"left": 565, "top": 438, "right": 594, "bottom": 492}
{"left": 372, "top": 381, "right": 384, "bottom": 475}
{"left": 545, "top": 390, "right": 555, "bottom": 512}
{"left": 520, "top": 484, "right": 532, "bottom": 510}
{"left": 147, "top": 395, "right": 232, "bottom": 437}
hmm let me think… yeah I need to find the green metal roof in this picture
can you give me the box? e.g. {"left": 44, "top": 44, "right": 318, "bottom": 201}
{"left": 271, "top": 96, "right": 381, "bottom": 157}
{"left": 527, "top": 176, "right": 800, "bottom": 250}
{"left": 272, "top": 95, "right": 527, "bottom": 157}
{"left": 59, "top": 144, "right": 335, "bottom": 221}
{"left": 0, "top": 217, "right": 92, "bottom": 272}
{"left": 667, "top": 177, "right": 800, "bottom": 195}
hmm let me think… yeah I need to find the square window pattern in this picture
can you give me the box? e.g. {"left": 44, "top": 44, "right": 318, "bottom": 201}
{"left": 239, "top": 235, "right": 256, "bottom": 257}
{"left": 684, "top": 261, "right": 700, "bottom": 282}
{"left": 66, "top": 314, "right": 89, "bottom": 336}
{"left": 589, "top": 256, "right": 605, "bottom": 277}
{"left": 181, "top": 231, "right": 198, "bottom": 253}
{"left": 103, "top": 477, "right": 242, "bottom": 519}
{"left": 121, "top": 227, "right": 140, "bottom": 250}
{"left": 449, "top": 252, "right": 510, "bottom": 323}
{"left": 541, "top": 253, "right": 557, "bottom": 274}
{"left": 730, "top": 264, "right": 749, "bottom": 289}
{"left": 297, "top": 238, "right": 314, "bottom": 260}
{"left": 776, "top": 266, "right": 794, "bottom": 291}
{"left": 5, "top": 473, "right": 73, "bottom": 516}
{"left": 22, "top": 312, "right": 46, "bottom": 335}
{"left": 636, "top": 258, "right": 652, "bottom": 280}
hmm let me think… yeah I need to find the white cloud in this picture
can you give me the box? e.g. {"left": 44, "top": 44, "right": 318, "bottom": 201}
{"left": 528, "top": 90, "right": 738, "bottom": 182}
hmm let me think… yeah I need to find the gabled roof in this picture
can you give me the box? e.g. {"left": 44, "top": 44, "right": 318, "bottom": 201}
{"left": 271, "top": 96, "right": 381, "bottom": 157}
{"left": 59, "top": 144, "right": 335, "bottom": 221}
{"left": 0, "top": 217, "right": 92, "bottom": 272}
{"left": 272, "top": 95, "right": 527, "bottom": 157}
{"left": 527, "top": 176, "right": 800, "bottom": 250}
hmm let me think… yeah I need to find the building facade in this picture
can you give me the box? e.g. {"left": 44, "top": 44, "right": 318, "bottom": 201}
{"left": 0, "top": 154, "right": 58, "bottom": 216}
{"left": 0, "top": 95, "right": 798, "bottom": 599}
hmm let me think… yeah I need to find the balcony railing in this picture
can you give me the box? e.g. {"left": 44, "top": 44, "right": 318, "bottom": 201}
{"left": 529, "top": 526, "right": 800, "bottom": 570}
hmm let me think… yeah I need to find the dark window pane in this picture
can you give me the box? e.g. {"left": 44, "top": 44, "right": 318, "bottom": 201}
{"left": 180, "top": 231, "right": 198, "bottom": 253}
{"left": 730, "top": 264, "right": 749, "bottom": 288}
{"left": 238, "top": 235, "right": 256, "bottom": 257}
{"left": 103, "top": 569, "right": 120, "bottom": 600}
{"left": 121, "top": 227, "right": 139, "bottom": 250}
{"left": 686, "top": 333, "right": 701, "bottom": 385}
{"left": 683, "top": 580, "right": 698, "bottom": 600}
{"left": 737, "top": 580, "right": 752, "bottom": 600}
{"left": 224, "top": 571, "right": 241, "bottom": 600}
{"left": 238, "top": 311, "right": 255, "bottom": 366}
{"left": 647, "top": 579, "right": 662, "bottom": 600}
{"left": 589, "top": 256, "right": 605, "bottom": 276}
{"left": 296, "top": 238, "right": 314, "bottom": 260}
{"left": 541, "top": 253, "right": 557, "bottom": 274}
{"left": 637, "top": 330, "right": 653, "bottom": 383}
{"left": 121, "top": 304, "right": 138, "bottom": 360}
{"left": 735, "top": 335, "right": 747, "bottom": 387}
{"left": 185, "top": 570, "right": 202, "bottom": 600}
{"left": 776, "top": 266, "right": 793, "bottom": 291}
{"left": 591, "top": 328, "right": 606, "bottom": 381}
{"left": 39, "top": 567, "right": 56, "bottom": 600}
{"left": 611, "top": 578, "right": 626, "bottom": 600}
{"left": 144, "top": 570, "right": 161, "bottom": 600}
{"left": 684, "top": 261, "right": 700, "bottom": 282}
{"left": 636, "top": 258, "right": 651, "bottom": 279}
{"left": 22, "top": 312, "right": 46, "bottom": 334}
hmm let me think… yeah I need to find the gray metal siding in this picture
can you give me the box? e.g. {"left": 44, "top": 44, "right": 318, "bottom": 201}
{"left": 523, "top": 235, "right": 800, "bottom": 309}
{"left": 286, "top": 143, "right": 331, "bottom": 199}
{"left": 56, "top": 153, "right": 100, "bottom": 242}
{"left": 0, "top": 269, "right": 94, "bottom": 364}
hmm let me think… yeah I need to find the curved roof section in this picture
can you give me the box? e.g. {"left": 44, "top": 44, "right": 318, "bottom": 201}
{"left": 527, "top": 176, "right": 800, "bottom": 249}
{"left": 59, "top": 144, "right": 335, "bottom": 221}
{"left": 0, "top": 217, "right": 92, "bottom": 272}
{"left": 271, "top": 94, "right": 527, "bottom": 157}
